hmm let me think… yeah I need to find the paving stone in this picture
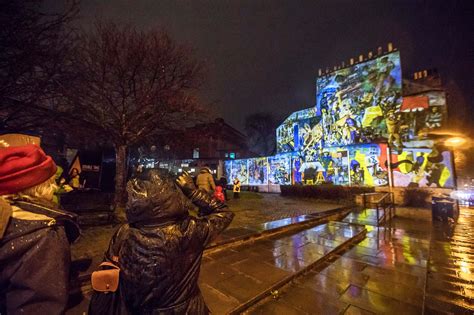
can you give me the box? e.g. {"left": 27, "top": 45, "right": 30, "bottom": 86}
{"left": 199, "top": 260, "right": 237, "bottom": 286}
{"left": 340, "top": 285, "right": 421, "bottom": 315}
{"left": 277, "top": 285, "right": 348, "bottom": 315}
{"left": 231, "top": 258, "right": 291, "bottom": 285}
{"left": 246, "top": 299, "right": 308, "bottom": 315}
{"left": 343, "top": 305, "right": 375, "bottom": 315}
{"left": 210, "top": 273, "right": 268, "bottom": 303}
{"left": 295, "top": 272, "right": 351, "bottom": 298}
{"left": 200, "top": 283, "right": 240, "bottom": 314}
{"left": 361, "top": 265, "right": 423, "bottom": 288}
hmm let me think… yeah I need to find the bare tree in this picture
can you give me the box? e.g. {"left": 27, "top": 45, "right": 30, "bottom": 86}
{"left": 0, "top": 0, "right": 78, "bottom": 131}
{"left": 62, "top": 22, "right": 206, "bottom": 206}
{"left": 245, "top": 112, "right": 277, "bottom": 156}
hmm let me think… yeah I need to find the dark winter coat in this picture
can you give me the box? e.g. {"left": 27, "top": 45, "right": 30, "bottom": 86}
{"left": 106, "top": 171, "right": 233, "bottom": 315}
{"left": 195, "top": 168, "right": 216, "bottom": 193}
{"left": 0, "top": 197, "right": 79, "bottom": 315}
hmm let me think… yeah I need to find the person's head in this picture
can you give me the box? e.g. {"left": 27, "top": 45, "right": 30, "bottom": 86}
{"left": 215, "top": 186, "right": 222, "bottom": 193}
{"left": 0, "top": 144, "right": 58, "bottom": 201}
{"left": 71, "top": 168, "right": 79, "bottom": 176}
{"left": 126, "top": 169, "right": 189, "bottom": 225}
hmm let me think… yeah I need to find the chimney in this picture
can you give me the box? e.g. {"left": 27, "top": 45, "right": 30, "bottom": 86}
{"left": 359, "top": 55, "right": 364, "bottom": 62}
{"left": 350, "top": 58, "right": 354, "bottom": 65}
{"left": 388, "top": 42, "right": 393, "bottom": 52}
{"left": 368, "top": 51, "right": 373, "bottom": 59}
{"left": 377, "top": 46, "right": 383, "bottom": 55}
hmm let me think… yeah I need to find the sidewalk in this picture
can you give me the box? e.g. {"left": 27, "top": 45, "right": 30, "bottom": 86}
{"left": 71, "top": 192, "right": 347, "bottom": 274}
{"left": 67, "top": 192, "right": 349, "bottom": 313}
{"left": 247, "top": 207, "right": 474, "bottom": 314}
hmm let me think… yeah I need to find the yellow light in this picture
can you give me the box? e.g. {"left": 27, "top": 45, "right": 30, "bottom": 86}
{"left": 445, "top": 137, "right": 467, "bottom": 147}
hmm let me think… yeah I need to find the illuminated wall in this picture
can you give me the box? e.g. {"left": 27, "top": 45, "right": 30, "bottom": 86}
{"left": 248, "top": 157, "right": 269, "bottom": 185}
{"left": 230, "top": 159, "right": 248, "bottom": 185}
{"left": 391, "top": 147, "right": 454, "bottom": 188}
{"left": 347, "top": 144, "right": 389, "bottom": 187}
{"left": 276, "top": 107, "right": 318, "bottom": 154}
{"left": 268, "top": 154, "right": 292, "bottom": 185}
{"left": 291, "top": 144, "right": 388, "bottom": 187}
{"left": 226, "top": 51, "right": 453, "bottom": 189}
{"left": 315, "top": 52, "right": 402, "bottom": 146}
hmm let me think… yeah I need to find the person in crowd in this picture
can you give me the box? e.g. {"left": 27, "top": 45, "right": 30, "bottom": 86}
{"left": 233, "top": 177, "right": 241, "bottom": 199}
{"left": 195, "top": 166, "right": 216, "bottom": 194}
{"left": 213, "top": 186, "right": 225, "bottom": 202}
{"left": 0, "top": 144, "right": 80, "bottom": 314}
{"left": 69, "top": 167, "right": 81, "bottom": 189}
{"left": 218, "top": 176, "right": 228, "bottom": 200}
{"left": 100, "top": 170, "right": 233, "bottom": 314}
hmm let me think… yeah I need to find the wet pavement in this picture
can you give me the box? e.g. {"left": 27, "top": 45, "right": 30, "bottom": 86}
{"left": 248, "top": 208, "right": 474, "bottom": 314}
{"left": 247, "top": 211, "right": 430, "bottom": 314}
{"left": 199, "top": 221, "right": 366, "bottom": 314}
{"left": 425, "top": 207, "right": 474, "bottom": 313}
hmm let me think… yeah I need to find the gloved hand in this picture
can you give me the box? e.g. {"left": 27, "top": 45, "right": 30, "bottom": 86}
{"left": 176, "top": 171, "right": 196, "bottom": 197}
{"left": 176, "top": 171, "right": 226, "bottom": 216}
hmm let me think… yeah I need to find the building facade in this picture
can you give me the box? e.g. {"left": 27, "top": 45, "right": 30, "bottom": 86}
{"left": 225, "top": 48, "right": 455, "bottom": 191}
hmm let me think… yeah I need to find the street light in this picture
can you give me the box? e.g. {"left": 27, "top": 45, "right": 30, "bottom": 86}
{"left": 445, "top": 136, "right": 467, "bottom": 147}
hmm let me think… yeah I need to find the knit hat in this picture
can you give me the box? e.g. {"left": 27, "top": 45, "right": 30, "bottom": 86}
{"left": 0, "top": 144, "right": 57, "bottom": 195}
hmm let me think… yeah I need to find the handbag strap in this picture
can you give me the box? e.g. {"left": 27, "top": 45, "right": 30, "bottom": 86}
{"left": 98, "top": 261, "right": 120, "bottom": 269}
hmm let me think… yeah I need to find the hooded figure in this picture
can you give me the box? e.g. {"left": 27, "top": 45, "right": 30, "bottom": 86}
{"left": 103, "top": 169, "right": 233, "bottom": 314}
{"left": 0, "top": 144, "right": 80, "bottom": 315}
{"left": 195, "top": 167, "right": 216, "bottom": 193}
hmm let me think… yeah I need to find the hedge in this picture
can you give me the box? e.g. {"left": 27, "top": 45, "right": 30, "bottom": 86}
{"left": 280, "top": 184, "right": 374, "bottom": 201}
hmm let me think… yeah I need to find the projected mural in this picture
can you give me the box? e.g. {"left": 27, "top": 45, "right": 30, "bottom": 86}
{"left": 224, "top": 50, "right": 454, "bottom": 190}
{"left": 248, "top": 157, "right": 269, "bottom": 185}
{"left": 348, "top": 144, "right": 389, "bottom": 187}
{"left": 268, "top": 154, "right": 292, "bottom": 185}
{"left": 391, "top": 147, "right": 454, "bottom": 188}
{"left": 230, "top": 159, "right": 248, "bottom": 185}
{"left": 315, "top": 52, "right": 402, "bottom": 147}
{"left": 276, "top": 107, "right": 318, "bottom": 154}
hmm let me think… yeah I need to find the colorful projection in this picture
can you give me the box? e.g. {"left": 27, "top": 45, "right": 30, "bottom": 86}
{"left": 347, "top": 144, "right": 389, "bottom": 187}
{"left": 230, "top": 159, "right": 248, "bottom": 185}
{"left": 276, "top": 107, "right": 318, "bottom": 154}
{"left": 248, "top": 157, "right": 268, "bottom": 185}
{"left": 391, "top": 147, "right": 454, "bottom": 188}
{"left": 268, "top": 154, "right": 292, "bottom": 185}
{"left": 291, "top": 144, "right": 388, "bottom": 187}
{"left": 399, "top": 92, "right": 446, "bottom": 141}
{"left": 226, "top": 51, "right": 454, "bottom": 190}
{"left": 315, "top": 52, "right": 402, "bottom": 147}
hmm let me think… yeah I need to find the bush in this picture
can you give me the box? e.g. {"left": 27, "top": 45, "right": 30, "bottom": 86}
{"left": 403, "top": 189, "right": 431, "bottom": 208}
{"left": 280, "top": 184, "right": 374, "bottom": 201}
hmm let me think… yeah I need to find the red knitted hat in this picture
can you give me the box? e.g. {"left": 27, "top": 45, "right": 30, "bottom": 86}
{"left": 0, "top": 144, "right": 57, "bottom": 195}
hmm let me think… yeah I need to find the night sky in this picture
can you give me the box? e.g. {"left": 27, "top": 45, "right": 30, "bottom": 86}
{"left": 74, "top": 0, "right": 473, "bottom": 134}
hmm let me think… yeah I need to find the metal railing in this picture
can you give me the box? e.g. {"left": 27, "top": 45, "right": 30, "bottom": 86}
{"left": 362, "top": 192, "right": 395, "bottom": 225}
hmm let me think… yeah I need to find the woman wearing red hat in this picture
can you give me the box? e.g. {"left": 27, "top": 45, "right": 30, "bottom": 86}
{"left": 0, "top": 144, "right": 80, "bottom": 315}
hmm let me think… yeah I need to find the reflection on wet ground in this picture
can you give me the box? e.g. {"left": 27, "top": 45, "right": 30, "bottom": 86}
{"left": 248, "top": 208, "right": 474, "bottom": 314}
{"left": 199, "top": 221, "right": 366, "bottom": 314}
{"left": 425, "top": 208, "right": 474, "bottom": 313}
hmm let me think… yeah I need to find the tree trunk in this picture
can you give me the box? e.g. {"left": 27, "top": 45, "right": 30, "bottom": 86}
{"left": 114, "top": 144, "right": 128, "bottom": 209}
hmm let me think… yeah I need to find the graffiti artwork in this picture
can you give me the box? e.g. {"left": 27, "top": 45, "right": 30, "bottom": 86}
{"left": 248, "top": 157, "right": 269, "bottom": 185}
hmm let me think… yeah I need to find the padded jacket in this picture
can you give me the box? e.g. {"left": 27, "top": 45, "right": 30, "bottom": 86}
{"left": 105, "top": 170, "right": 233, "bottom": 315}
{"left": 0, "top": 197, "right": 79, "bottom": 315}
